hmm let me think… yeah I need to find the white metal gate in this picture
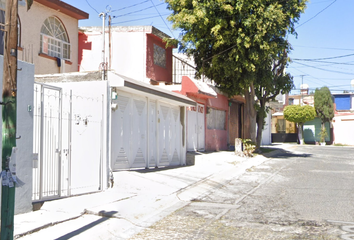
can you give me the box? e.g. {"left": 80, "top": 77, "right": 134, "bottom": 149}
{"left": 33, "top": 83, "right": 104, "bottom": 201}
{"left": 33, "top": 84, "right": 62, "bottom": 201}
{"left": 187, "top": 103, "right": 205, "bottom": 151}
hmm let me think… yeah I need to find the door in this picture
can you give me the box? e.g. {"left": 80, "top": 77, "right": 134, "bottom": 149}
{"left": 187, "top": 103, "right": 205, "bottom": 151}
{"left": 33, "top": 84, "right": 62, "bottom": 201}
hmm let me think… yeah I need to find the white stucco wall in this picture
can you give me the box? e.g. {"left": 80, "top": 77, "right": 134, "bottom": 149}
{"left": 0, "top": 56, "right": 35, "bottom": 214}
{"left": 261, "top": 112, "right": 272, "bottom": 145}
{"left": 18, "top": 2, "right": 80, "bottom": 74}
{"left": 333, "top": 115, "right": 354, "bottom": 146}
{"left": 80, "top": 28, "right": 148, "bottom": 83}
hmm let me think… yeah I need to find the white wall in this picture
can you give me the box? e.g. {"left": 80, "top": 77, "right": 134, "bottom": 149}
{"left": 261, "top": 112, "right": 272, "bottom": 145}
{"left": 80, "top": 28, "right": 148, "bottom": 82}
{"left": 333, "top": 115, "right": 354, "bottom": 145}
{"left": 0, "top": 56, "right": 35, "bottom": 214}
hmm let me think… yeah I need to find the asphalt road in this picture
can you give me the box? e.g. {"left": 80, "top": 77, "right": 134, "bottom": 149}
{"left": 132, "top": 146, "right": 354, "bottom": 240}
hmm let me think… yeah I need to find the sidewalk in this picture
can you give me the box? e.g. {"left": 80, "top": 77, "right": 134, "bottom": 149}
{"left": 13, "top": 148, "right": 290, "bottom": 239}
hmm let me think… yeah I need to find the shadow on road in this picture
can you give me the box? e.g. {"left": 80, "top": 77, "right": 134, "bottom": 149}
{"left": 262, "top": 148, "right": 312, "bottom": 159}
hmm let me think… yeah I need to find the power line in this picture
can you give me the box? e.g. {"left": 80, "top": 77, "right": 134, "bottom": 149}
{"left": 113, "top": 3, "right": 164, "bottom": 18}
{"left": 296, "top": 0, "right": 337, "bottom": 29}
{"left": 292, "top": 45, "right": 354, "bottom": 51}
{"left": 111, "top": 0, "right": 150, "bottom": 12}
{"left": 293, "top": 53, "right": 354, "bottom": 61}
{"left": 112, "top": 15, "right": 167, "bottom": 25}
{"left": 149, "top": 0, "right": 175, "bottom": 38}
{"left": 85, "top": 0, "right": 99, "bottom": 15}
{"left": 292, "top": 59, "right": 354, "bottom": 66}
{"left": 293, "top": 61, "right": 354, "bottom": 75}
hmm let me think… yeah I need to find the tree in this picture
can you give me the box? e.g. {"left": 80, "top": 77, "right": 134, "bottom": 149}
{"left": 314, "top": 86, "right": 334, "bottom": 141}
{"left": 283, "top": 105, "right": 316, "bottom": 145}
{"left": 165, "top": 0, "right": 308, "bottom": 142}
{"left": 255, "top": 47, "right": 294, "bottom": 149}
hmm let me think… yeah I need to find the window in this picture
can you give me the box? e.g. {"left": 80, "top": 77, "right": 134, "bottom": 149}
{"left": 288, "top": 98, "right": 294, "bottom": 105}
{"left": 40, "top": 17, "right": 70, "bottom": 60}
{"left": 207, "top": 108, "right": 226, "bottom": 130}
{"left": 153, "top": 44, "right": 166, "bottom": 68}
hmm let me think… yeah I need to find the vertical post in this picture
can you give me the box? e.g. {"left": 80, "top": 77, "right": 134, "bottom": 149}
{"left": 99, "top": 12, "right": 106, "bottom": 80}
{"left": 108, "top": 15, "right": 111, "bottom": 71}
{"left": 1, "top": 0, "right": 18, "bottom": 239}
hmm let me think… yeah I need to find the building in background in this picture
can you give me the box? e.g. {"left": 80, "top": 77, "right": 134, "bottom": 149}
{"left": 0, "top": 0, "right": 89, "bottom": 74}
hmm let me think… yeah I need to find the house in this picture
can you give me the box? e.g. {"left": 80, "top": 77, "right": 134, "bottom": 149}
{"left": 0, "top": 0, "right": 88, "bottom": 214}
{"left": 78, "top": 26, "right": 195, "bottom": 170}
{"left": 171, "top": 55, "right": 246, "bottom": 151}
{"left": 0, "top": 0, "right": 89, "bottom": 74}
{"left": 271, "top": 84, "right": 315, "bottom": 143}
{"left": 79, "top": 26, "right": 174, "bottom": 84}
{"left": 332, "top": 93, "right": 354, "bottom": 145}
{"left": 271, "top": 84, "right": 335, "bottom": 145}
{"left": 33, "top": 71, "right": 195, "bottom": 199}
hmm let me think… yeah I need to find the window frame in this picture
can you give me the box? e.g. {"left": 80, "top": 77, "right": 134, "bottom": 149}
{"left": 40, "top": 16, "right": 70, "bottom": 60}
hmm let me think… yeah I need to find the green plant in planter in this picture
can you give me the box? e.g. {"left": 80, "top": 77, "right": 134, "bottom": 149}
{"left": 318, "top": 127, "right": 327, "bottom": 143}
{"left": 242, "top": 139, "right": 256, "bottom": 157}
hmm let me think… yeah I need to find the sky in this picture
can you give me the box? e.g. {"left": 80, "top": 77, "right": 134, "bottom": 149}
{"left": 63, "top": 0, "right": 354, "bottom": 94}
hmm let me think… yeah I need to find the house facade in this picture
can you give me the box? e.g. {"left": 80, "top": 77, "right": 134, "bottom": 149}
{"left": 0, "top": 0, "right": 88, "bottom": 74}
{"left": 79, "top": 26, "right": 174, "bottom": 84}
{"left": 332, "top": 93, "right": 354, "bottom": 145}
{"left": 172, "top": 76, "right": 245, "bottom": 151}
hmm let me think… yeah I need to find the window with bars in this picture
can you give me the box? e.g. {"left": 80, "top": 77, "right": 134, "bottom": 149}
{"left": 207, "top": 108, "right": 226, "bottom": 130}
{"left": 40, "top": 17, "right": 70, "bottom": 60}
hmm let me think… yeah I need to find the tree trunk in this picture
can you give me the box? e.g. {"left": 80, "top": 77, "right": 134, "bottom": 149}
{"left": 243, "top": 84, "right": 257, "bottom": 142}
{"left": 298, "top": 123, "right": 304, "bottom": 145}
{"left": 256, "top": 114, "right": 264, "bottom": 149}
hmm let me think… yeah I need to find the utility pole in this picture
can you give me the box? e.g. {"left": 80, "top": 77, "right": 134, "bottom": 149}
{"left": 1, "top": 1, "right": 31, "bottom": 239}
{"left": 99, "top": 12, "right": 106, "bottom": 80}
{"left": 1, "top": 0, "right": 18, "bottom": 239}
{"left": 108, "top": 15, "right": 111, "bottom": 71}
{"left": 300, "top": 75, "right": 305, "bottom": 106}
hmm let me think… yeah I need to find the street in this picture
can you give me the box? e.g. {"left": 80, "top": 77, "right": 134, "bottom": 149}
{"left": 17, "top": 145, "right": 354, "bottom": 239}
{"left": 132, "top": 146, "right": 354, "bottom": 239}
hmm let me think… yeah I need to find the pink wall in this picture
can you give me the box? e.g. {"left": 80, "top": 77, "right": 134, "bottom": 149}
{"left": 205, "top": 93, "right": 229, "bottom": 151}
{"left": 180, "top": 76, "right": 229, "bottom": 151}
{"left": 146, "top": 34, "right": 173, "bottom": 83}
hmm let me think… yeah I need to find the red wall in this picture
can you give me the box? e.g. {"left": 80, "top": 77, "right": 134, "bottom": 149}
{"left": 78, "top": 32, "right": 92, "bottom": 71}
{"left": 205, "top": 93, "right": 229, "bottom": 151}
{"left": 146, "top": 34, "right": 173, "bottom": 83}
{"left": 180, "top": 76, "right": 229, "bottom": 151}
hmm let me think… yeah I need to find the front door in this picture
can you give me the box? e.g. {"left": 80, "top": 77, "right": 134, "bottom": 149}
{"left": 187, "top": 103, "right": 205, "bottom": 151}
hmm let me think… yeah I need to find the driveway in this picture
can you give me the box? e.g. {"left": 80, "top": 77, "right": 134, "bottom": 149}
{"left": 132, "top": 145, "right": 354, "bottom": 239}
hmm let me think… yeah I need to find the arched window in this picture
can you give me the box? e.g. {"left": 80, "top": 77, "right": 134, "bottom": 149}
{"left": 40, "top": 16, "right": 70, "bottom": 59}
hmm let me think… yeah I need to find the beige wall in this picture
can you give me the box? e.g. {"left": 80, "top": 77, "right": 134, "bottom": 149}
{"left": 18, "top": 2, "right": 79, "bottom": 74}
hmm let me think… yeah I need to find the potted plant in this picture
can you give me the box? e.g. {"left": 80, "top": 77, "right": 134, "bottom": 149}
{"left": 318, "top": 127, "right": 327, "bottom": 146}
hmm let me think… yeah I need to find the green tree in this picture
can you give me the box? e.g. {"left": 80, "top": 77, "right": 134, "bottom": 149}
{"left": 314, "top": 86, "right": 334, "bottom": 142}
{"left": 165, "top": 0, "right": 308, "bottom": 142}
{"left": 255, "top": 47, "right": 294, "bottom": 149}
{"left": 283, "top": 105, "right": 316, "bottom": 145}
